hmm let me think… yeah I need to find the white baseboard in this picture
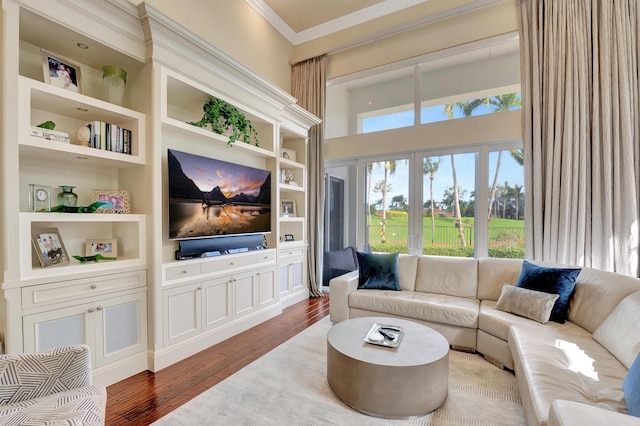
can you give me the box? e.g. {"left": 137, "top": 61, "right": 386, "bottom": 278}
{"left": 93, "top": 351, "right": 148, "bottom": 386}
{"left": 280, "top": 289, "right": 309, "bottom": 308}
{"left": 149, "top": 304, "right": 283, "bottom": 372}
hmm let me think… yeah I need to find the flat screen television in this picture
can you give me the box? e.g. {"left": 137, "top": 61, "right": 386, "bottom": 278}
{"left": 168, "top": 149, "right": 271, "bottom": 240}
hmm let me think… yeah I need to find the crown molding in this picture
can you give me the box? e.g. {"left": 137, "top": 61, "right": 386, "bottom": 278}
{"left": 139, "top": 3, "right": 298, "bottom": 117}
{"left": 245, "top": 0, "right": 427, "bottom": 45}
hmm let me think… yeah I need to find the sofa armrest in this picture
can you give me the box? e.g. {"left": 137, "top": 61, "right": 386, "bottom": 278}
{"left": 329, "top": 270, "right": 359, "bottom": 323}
{"left": 549, "top": 400, "right": 640, "bottom": 426}
{"left": 0, "top": 345, "right": 92, "bottom": 405}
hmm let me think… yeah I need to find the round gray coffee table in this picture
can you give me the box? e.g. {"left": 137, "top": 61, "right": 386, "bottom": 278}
{"left": 327, "top": 316, "right": 449, "bottom": 419}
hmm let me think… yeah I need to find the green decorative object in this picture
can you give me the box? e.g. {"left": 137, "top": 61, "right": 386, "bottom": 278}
{"left": 72, "top": 253, "right": 117, "bottom": 263}
{"left": 50, "top": 201, "right": 108, "bottom": 213}
{"left": 37, "top": 121, "right": 56, "bottom": 130}
{"left": 187, "top": 97, "right": 259, "bottom": 147}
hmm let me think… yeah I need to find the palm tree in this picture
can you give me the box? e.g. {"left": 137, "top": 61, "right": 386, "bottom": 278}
{"left": 510, "top": 148, "right": 524, "bottom": 165}
{"left": 444, "top": 99, "right": 488, "bottom": 246}
{"left": 423, "top": 157, "right": 441, "bottom": 244}
{"left": 450, "top": 155, "right": 466, "bottom": 246}
{"left": 373, "top": 179, "right": 392, "bottom": 243}
{"left": 512, "top": 184, "right": 523, "bottom": 220}
{"left": 488, "top": 94, "right": 522, "bottom": 223}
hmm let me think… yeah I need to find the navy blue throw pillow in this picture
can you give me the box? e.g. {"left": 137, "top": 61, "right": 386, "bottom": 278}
{"left": 356, "top": 252, "right": 400, "bottom": 291}
{"left": 515, "top": 260, "right": 581, "bottom": 323}
{"left": 623, "top": 352, "right": 640, "bottom": 417}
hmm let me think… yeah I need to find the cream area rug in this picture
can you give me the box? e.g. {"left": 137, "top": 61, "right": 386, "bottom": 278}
{"left": 153, "top": 318, "right": 525, "bottom": 425}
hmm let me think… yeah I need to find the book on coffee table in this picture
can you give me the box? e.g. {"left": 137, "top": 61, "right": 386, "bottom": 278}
{"left": 364, "top": 322, "right": 405, "bottom": 348}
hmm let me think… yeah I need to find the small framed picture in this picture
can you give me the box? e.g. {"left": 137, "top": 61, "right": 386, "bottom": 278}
{"left": 85, "top": 239, "right": 117, "bottom": 257}
{"left": 41, "top": 49, "right": 82, "bottom": 93}
{"left": 281, "top": 199, "right": 296, "bottom": 217}
{"left": 281, "top": 149, "right": 297, "bottom": 162}
{"left": 91, "top": 189, "right": 130, "bottom": 214}
{"left": 32, "top": 228, "right": 69, "bottom": 268}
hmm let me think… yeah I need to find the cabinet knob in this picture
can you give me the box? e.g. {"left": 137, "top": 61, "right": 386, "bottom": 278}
{"left": 197, "top": 287, "right": 201, "bottom": 290}
{"left": 96, "top": 306, "right": 103, "bottom": 311}
{"left": 90, "top": 284, "right": 97, "bottom": 289}
{"left": 181, "top": 270, "right": 188, "bottom": 274}
{"left": 229, "top": 262, "right": 234, "bottom": 266}
{"left": 88, "top": 308, "right": 95, "bottom": 313}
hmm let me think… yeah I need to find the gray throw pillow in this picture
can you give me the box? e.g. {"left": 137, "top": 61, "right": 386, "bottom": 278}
{"left": 495, "top": 284, "right": 560, "bottom": 324}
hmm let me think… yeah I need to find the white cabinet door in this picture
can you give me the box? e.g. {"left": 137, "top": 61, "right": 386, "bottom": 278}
{"left": 94, "top": 291, "right": 148, "bottom": 368}
{"left": 257, "top": 268, "right": 277, "bottom": 307}
{"left": 23, "top": 304, "right": 90, "bottom": 353}
{"left": 278, "top": 264, "right": 289, "bottom": 295}
{"left": 278, "top": 257, "right": 306, "bottom": 296}
{"left": 23, "top": 290, "right": 148, "bottom": 368}
{"left": 290, "top": 258, "right": 305, "bottom": 293}
{"left": 234, "top": 272, "right": 256, "bottom": 318}
{"left": 164, "top": 283, "right": 202, "bottom": 346}
{"left": 202, "top": 276, "right": 232, "bottom": 331}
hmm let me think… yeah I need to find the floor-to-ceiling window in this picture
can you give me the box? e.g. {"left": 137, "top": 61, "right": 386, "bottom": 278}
{"left": 324, "top": 35, "right": 523, "bottom": 259}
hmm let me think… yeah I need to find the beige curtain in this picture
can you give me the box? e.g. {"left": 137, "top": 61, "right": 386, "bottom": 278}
{"left": 291, "top": 55, "right": 327, "bottom": 297}
{"left": 518, "top": 0, "right": 640, "bottom": 276}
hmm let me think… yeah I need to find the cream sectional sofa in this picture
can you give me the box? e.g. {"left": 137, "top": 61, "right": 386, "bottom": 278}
{"left": 329, "top": 255, "right": 640, "bottom": 425}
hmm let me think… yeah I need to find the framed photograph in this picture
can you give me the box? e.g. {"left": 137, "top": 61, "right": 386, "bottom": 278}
{"left": 32, "top": 228, "right": 69, "bottom": 267}
{"left": 281, "top": 148, "right": 297, "bottom": 162}
{"left": 91, "top": 189, "right": 130, "bottom": 214}
{"left": 85, "top": 239, "right": 117, "bottom": 257}
{"left": 281, "top": 199, "right": 296, "bottom": 217}
{"left": 41, "top": 49, "right": 82, "bottom": 93}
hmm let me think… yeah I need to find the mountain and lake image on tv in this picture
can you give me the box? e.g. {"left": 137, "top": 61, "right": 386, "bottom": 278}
{"left": 168, "top": 149, "right": 271, "bottom": 240}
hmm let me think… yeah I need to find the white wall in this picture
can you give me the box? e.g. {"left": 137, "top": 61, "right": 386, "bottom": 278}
{"left": 128, "top": 0, "right": 294, "bottom": 91}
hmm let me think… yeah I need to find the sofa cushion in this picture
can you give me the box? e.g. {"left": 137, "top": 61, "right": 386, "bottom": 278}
{"left": 477, "top": 257, "right": 523, "bottom": 301}
{"left": 356, "top": 252, "right": 400, "bottom": 290}
{"left": 415, "top": 256, "right": 478, "bottom": 298}
{"left": 623, "top": 353, "right": 640, "bottom": 417}
{"left": 509, "top": 324, "right": 628, "bottom": 425}
{"left": 397, "top": 255, "right": 419, "bottom": 291}
{"left": 495, "top": 284, "right": 559, "bottom": 323}
{"left": 349, "top": 289, "right": 479, "bottom": 328}
{"left": 593, "top": 290, "right": 640, "bottom": 369}
{"left": 479, "top": 300, "right": 588, "bottom": 342}
{"left": 516, "top": 260, "right": 581, "bottom": 323}
{"left": 569, "top": 267, "right": 640, "bottom": 333}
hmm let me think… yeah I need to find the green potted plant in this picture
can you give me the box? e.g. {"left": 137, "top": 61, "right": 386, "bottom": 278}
{"left": 188, "top": 97, "right": 259, "bottom": 147}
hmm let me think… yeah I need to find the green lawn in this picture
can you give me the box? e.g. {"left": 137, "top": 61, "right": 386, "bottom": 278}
{"left": 366, "top": 213, "right": 524, "bottom": 249}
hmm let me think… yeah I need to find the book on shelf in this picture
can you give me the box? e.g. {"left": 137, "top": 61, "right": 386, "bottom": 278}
{"left": 30, "top": 126, "right": 70, "bottom": 143}
{"left": 84, "top": 121, "right": 132, "bottom": 155}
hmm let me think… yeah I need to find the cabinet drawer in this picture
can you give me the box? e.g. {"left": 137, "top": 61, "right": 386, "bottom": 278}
{"left": 279, "top": 247, "right": 304, "bottom": 259}
{"left": 200, "top": 254, "right": 257, "bottom": 274}
{"left": 22, "top": 270, "right": 146, "bottom": 310}
{"left": 165, "top": 263, "right": 201, "bottom": 281}
{"left": 256, "top": 250, "right": 276, "bottom": 263}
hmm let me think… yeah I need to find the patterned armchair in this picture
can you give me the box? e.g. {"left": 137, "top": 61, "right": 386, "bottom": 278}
{"left": 0, "top": 345, "right": 106, "bottom": 426}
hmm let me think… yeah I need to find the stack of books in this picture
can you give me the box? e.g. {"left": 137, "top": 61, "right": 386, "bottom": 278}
{"left": 83, "top": 121, "right": 133, "bottom": 155}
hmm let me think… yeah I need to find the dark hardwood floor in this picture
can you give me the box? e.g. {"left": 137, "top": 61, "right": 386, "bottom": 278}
{"left": 106, "top": 295, "right": 330, "bottom": 425}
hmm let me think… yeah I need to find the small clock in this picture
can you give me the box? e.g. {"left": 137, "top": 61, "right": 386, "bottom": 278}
{"left": 28, "top": 184, "right": 51, "bottom": 212}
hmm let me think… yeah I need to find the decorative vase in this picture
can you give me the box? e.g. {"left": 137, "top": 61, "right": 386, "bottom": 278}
{"left": 102, "top": 65, "right": 127, "bottom": 106}
{"left": 58, "top": 186, "right": 78, "bottom": 207}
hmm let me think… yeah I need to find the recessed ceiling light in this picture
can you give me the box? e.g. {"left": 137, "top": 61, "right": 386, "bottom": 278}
{"left": 77, "top": 43, "right": 89, "bottom": 49}
{"left": 368, "top": 101, "right": 373, "bottom": 105}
